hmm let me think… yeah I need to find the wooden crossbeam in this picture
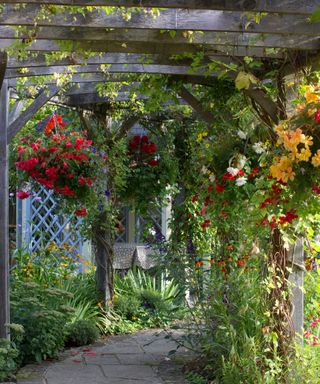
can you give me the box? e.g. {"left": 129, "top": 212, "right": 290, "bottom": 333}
{"left": 1, "top": 26, "right": 319, "bottom": 51}
{"left": 1, "top": 5, "right": 320, "bottom": 35}
{"left": 4, "top": 63, "right": 217, "bottom": 79}
{"left": 0, "top": 39, "right": 286, "bottom": 59}
{"left": 62, "top": 92, "right": 147, "bottom": 106}
{"left": 8, "top": 84, "right": 62, "bottom": 140}
{"left": 1, "top": 0, "right": 320, "bottom": 15}
{"left": 7, "top": 53, "right": 193, "bottom": 69}
{"left": 8, "top": 73, "right": 220, "bottom": 88}
{"left": 177, "top": 85, "right": 214, "bottom": 125}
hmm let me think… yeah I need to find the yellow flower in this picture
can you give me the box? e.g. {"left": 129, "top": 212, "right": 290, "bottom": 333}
{"left": 296, "top": 148, "right": 311, "bottom": 162}
{"left": 312, "top": 150, "right": 320, "bottom": 167}
{"left": 270, "top": 156, "right": 295, "bottom": 182}
{"left": 196, "top": 131, "right": 208, "bottom": 142}
{"left": 305, "top": 89, "right": 319, "bottom": 104}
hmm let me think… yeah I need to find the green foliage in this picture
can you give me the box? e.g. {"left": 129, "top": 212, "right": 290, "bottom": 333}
{"left": 65, "top": 319, "right": 99, "bottom": 347}
{"left": 185, "top": 372, "right": 207, "bottom": 384}
{"left": 288, "top": 344, "right": 320, "bottom": 384}
{"left": 113, "top": 295, "right": 142, "bottom": 320}
{"left": 11, "top": 282, "right": 72, "bottom": 363}
{"left": 11, "top": 245, "right": 83, "bottom": 286}
{"left": 0, "top": 338, "right": 19, "bottom": 381}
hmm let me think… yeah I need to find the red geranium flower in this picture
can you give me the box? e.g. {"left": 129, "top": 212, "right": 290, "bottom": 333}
{"left": 148, "top": 159, "right": 159, "bottom": 166}
{"left": 17, "top": 190, "right": 31, "bottom": 199}
{"left": 223, "top": 172, "right": 235, "bottom": 181}
{"left": 216, "top": 184, "right": 225, "bottom": 193}
{"left": 75, "top": 208, "right": 87, "bottom": 217}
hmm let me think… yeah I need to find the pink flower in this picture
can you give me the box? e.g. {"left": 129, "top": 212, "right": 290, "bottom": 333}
{"left": 315, "top": 109, "right": 320, "bottom": 123}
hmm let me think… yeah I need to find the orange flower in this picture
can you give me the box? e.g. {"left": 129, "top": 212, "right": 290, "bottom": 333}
{"left": 226, "top": 244, "right": 233, "bottom": 251}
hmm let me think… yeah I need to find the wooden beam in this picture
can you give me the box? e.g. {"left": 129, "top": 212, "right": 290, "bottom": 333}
{"left": 8, "top": 84, "right": 62, "bottom": 140}
{"left": 8, "top": 73, "right": 221, "bottom": 88}
{"left": 9, "top": 99, "right": 24, "bottom": 124}
{"left": 177, "top": 85, "right": 214, "bottom": 126}
{"left": 0, "top": 79, "right": 9, "bottom": 339}
{"left": 1, "top": 5, "right": 320, "bottom": 35}
{"left": 1, "top": 26, "right": 319, "bottom": 51}
{"left": 0, "top": 39, "right": 286, "bottom": 59}
{"left": 4, "top": 64, "right": 214, "bottom": 79}
{"left": 62, "top": 92, "right": 148, "bottom": 105}
{"left": 1, "top": 0, "right": 319, "bottom": 15}
{"left": 117, "top": 115, "right": 140, "bottom": 139}
{"left": 7, "top": 53, "right": 193, "bottom": 69}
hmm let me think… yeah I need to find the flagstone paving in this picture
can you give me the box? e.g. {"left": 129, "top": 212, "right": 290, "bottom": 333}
{"left": 16, "top": 329, "right": 192, "bottom": 384}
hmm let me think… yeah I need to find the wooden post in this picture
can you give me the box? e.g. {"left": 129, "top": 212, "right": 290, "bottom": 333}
{"left": 288, "top": 238, "right": 305, "bottom": 341}
{"left": 0, "top": 79, "right": 9, "bottom": 339}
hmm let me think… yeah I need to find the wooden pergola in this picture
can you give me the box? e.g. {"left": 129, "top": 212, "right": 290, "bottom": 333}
{"left": 0, "top": 0, "right": 320, "bottom": 338}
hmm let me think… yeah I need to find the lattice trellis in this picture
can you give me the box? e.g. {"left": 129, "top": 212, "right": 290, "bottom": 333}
{"left": 21, "top": 185, "right": 83, "bottom": 253}
{"left": 135, "top": 207, "right": 163, "bottom": 243}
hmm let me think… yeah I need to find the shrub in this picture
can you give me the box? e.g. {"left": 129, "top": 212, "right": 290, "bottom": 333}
{"left": 11, "top": 282, "right": 72, "bottom": 363}
{"left": 65, "top": 320, "right": 99, "bottom": 347}
{"left": 113, "top": 295, "right": 142, "bottom": 320}
{"left": 0, "top": 338, "right": 19, "bottom": 381}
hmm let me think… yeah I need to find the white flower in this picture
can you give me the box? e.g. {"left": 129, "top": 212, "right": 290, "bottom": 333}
{"left": 227, "top": 167, "right": 239, "bottom": 177}
{"left": 237, "top": 155, "right": 247, "bottom": 169}
{"left": 235, "top": 177, "right": 247, "bottom": 187}
{"left": 201, "top": 165, "right": 208, "bottom": 174}
{"left": 209, "top": 173, "right": 216, "bottom": 182}
{"left": 252, "top": 142, "right": 265, "bottom": 154}
{"left": 237, "top": 130, "right": 247, "bottom": 140}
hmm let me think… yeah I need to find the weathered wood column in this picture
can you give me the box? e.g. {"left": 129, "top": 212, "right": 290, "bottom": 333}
{"left": 289, "top": 238, "right": 305, "bottom": 341}
{"left": 0, "top": 69, "right": 9, "bottom": 339}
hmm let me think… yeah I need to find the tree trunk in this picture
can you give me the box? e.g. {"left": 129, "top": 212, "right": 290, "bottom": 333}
{"left": 267, "top": 228, "right": 294, "bottom": 382}
{"left": 93, "top": 212, "right": 114, "bottom": 305}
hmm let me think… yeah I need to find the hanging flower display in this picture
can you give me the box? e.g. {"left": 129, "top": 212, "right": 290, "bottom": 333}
{"left": 121, "top": 133, "right": 177, "bottom": 211}
{"left": 15, "top": 114, "right": 101, "bottom": 216}
{"left": 270, "top": 86, "right": 320, "bottom": 186}
{"left": 128, "top": 134, "right": 158, "bottom": 166}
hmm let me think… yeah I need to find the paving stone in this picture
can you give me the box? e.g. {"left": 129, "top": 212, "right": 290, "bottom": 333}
{"left": 116, "top": 352, "right": 157, "bottom": 365}
{"left": 16, "top": 329, "right": 194, "bottom": 384}
{"left": 101, "top": 363, "right": 157, "bottom": 379}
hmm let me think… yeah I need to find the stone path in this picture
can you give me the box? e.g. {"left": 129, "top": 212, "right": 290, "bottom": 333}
{"left": 16, "top": 329, "right": 192, "bottom": 384}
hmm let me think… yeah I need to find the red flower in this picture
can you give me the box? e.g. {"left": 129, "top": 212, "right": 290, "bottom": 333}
{"left": 269, "top": 216, "right": 277, "bottom": 229}
{"left": 78, "top": 176, "right": 86, "bottom": 185}
{"left": 15, "top": 157, "right": 39, "bottom": 172}
{"left": 312, "top": 183, "right": 320, "bottom": 194}
{"left": 55, "top": 185, "right": 75, "bottom": 197}
{"left": 192, "top": 194, "right": 198, "bottom": 203}
{"left": 45, "top": 167, "right": 59, "bottom": 181}
{"left": 237, "top": 169, "right": 245, "bottom": 177}
{"left": 248, "top": 167, "right": 259, "bottom": 178}
{"left": 223, "top": 172, "right": 235, "bottom": 181}
{"left": 16, "top": 190, "right": 31, "bottom": 199}
{"left": 141, "top": 135, "right": 149, "bottom": 143}
{"left": 216, "top": 184, "right": 225, "bottom": 193}
{"left": 31, "top": 143, "right": 39, "bottom": 151}
{"left": 204, "top": 196, "right": 210, "bottom": 206}
{"left": 200, "top": 206, "right": 207, "bottom": 216}
{"left": 201, "top": 219, "right": 211, "bottom": 230}
{"left": 315, "top": 109, "right": 320, "bottom": 123}
{"left": 148, "top": 159, "right": 158, "bottom": 166}
{"left": 75, "top": 208, "right": 87, "bottom": 217}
